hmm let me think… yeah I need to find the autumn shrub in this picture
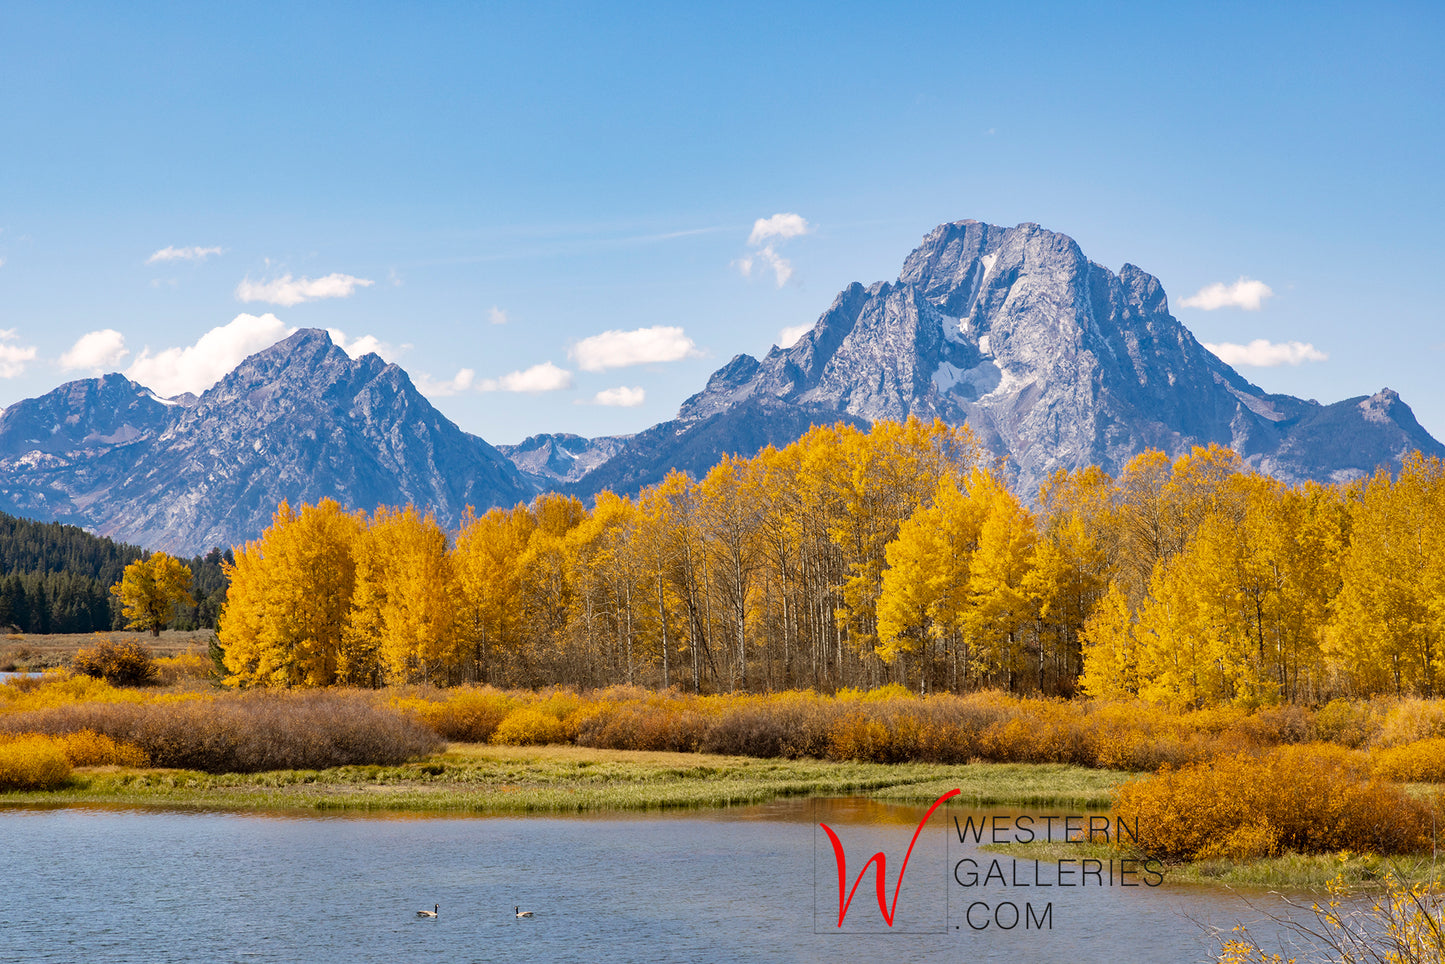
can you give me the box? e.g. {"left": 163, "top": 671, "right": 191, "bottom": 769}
{"left": 392, "top": 686, "right": 514, "bottom": 742}
{"left": 826, "top": 702, "right": 932, "bottom": 763}
{"left": 152, "top": 652, "right": 212, "bottom": 686}
{"left": 980, "top": 699, "right": 1094, "bottom": 764}
{"left": 1313, "top": 698, "right": 1381, "bottom": 748}
{"left": 1113, "top": 744, "right": 1434, "bottom": 862}
{"left": 491, "top": 707, "right": 568, "bottom": 746}
{"left": 1215, "top": 873, "right": 1445, "bottom": 964}
{"left": 0, "top": 735, "right": 72, "bottom": 789}
{"left": 0, "top": 672, "right": 159, "bottom": 713}
{"left": 700, "top": 693, "right": 838, "bottom": 758}
{"left": 1376, "top": 699, "right": 1445, "bottom": 748}
{"left": 1226, "top": 704, "right": 1315, "bottom": 746}
{"left": 72, "top": 638, "right": 158, "bottom": 686}
{"left": 1373, "top": 737, "right": 1445, "bottom": 783}
{"left": 1, "top": 691, "right": 441, "bottom": 773}
{"left": 47, "top": 729, "right": 149, "bottom": 767}
{"left": 574, "top": 699, "right": 710, "bottom": 752}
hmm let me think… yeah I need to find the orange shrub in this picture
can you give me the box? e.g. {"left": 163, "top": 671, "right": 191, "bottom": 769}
{"left": 50, "top": 729, "right": 149, "bottom": 767}
{"left": 0, "top": 735, "right": 72, "bottom": 789}
{"left": 392, "top": 687, "right": 515, "bottom": 742}
{"left": 1375, "top": 699, "right": 1445, "bottom": 748}
{"left": 1113, "top": 744, "right": 1433, "bottom": 861}
{"left": 1372, "top": 737, "right": 1445, "bottom": 783}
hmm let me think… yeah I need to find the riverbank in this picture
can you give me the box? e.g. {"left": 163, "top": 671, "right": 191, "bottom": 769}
{"left": 0, "top": 743, "right": 1128, "bottom": 813}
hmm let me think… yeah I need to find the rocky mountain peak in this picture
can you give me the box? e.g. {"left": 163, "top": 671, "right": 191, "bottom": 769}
{"left": 542, "top": 219, "right": 1443, "bottom": 497}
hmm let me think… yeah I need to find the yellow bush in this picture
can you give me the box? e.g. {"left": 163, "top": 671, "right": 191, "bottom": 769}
{"left": 152, "top": 652, "right": 212, "bottom": 685}
{"left": 392, "top": 687, "right": 514, "bottom": 742}
{"left": 1313, "top": 698, "right": 1380, "bottom": 748}
{"left": 1114, "top": 744, "right": 1431, "bottom": 862}
{"left": 0, "top": 673, "right": 148, "bottom": 713}
{"left": 0, "top": 736, "right": 72, "bottom": 789}
{"left": 491, "top": 707, "right": 568, "bottom": 746}
{"left": 835, "top": 683, "right": 915, "bottom": 703}
{"left": 1376, "top": 699, "right": 1445, "bottom": 748}
{"left": 50, "top": 729, "right": 149, "bottom": 767}
{"left": 1373, "top": 737, "right": 1445, "bottom": 782}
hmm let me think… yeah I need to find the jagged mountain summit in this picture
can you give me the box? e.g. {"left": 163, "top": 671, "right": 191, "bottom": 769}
{"left": 1, "top": 220, "right": 1439, "bottom": 554}
{"left": 521, "top": 219, "right": 1442, "bottom": 497}
{"left": 0, "top": 330, "right": 532, "bottom": 554}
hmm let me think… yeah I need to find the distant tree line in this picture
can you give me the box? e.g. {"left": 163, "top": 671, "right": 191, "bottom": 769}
{"left": 0, "top": 511, "right": 229, "bottom": 633}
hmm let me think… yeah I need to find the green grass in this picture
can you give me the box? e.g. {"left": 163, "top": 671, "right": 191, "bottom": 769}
{"left": 0, "top": 742, "right": 1132, "bottom": 815}
{"left": 983, "top": 838, "right": 1445, "bottom": 892}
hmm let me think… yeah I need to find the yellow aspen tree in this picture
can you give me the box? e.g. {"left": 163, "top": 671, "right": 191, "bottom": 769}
{"left": 698, "top": 454, "right": 765, "bottom": 690}
{"left": 219, "top": 499, "right": 364, "bottom": 687}
{"left": 1327, "top": 454, "right": 1445, "bottom": 696}
{"left": 876, "top": 475, "right": 985, "bottom": 689}
{"left": 453, "top": 504, "right": 536, "bottom": 683}
{"left": 1033, "top": 465, "right": 1117, "bottom": 691}
{"left": 111, "top": 551, "right": 194, "bottom": 636}
{"left": 1078, "top": 583, "right": 1139, "bottom": 699}
{"left": 348, "top": 505, "right": 460, "bottom": 685}
{"left": 959, "top": 473, "right": 1039, "bottom": 691}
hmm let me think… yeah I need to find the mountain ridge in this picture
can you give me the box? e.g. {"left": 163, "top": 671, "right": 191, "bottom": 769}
{"left": 0, "top": 218, "right": 1438, "bottom": 552}
{"left": 0, "top": 329, "right": 532, "bottom": 553}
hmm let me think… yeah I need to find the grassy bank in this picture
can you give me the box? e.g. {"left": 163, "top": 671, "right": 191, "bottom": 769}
{"left": 982, "top": 837, "right": 1445, "bottom": 891}
{"left": 1, "top": 631, "right": 212, "bottom": 671}
{"left": 0, "top": 744, "right": 1128, "bottom": 814}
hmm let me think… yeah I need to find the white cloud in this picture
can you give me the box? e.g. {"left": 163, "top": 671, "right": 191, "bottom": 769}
{"left": 60, "top": 329, "right": 130, "bottom": 371}
{"left": 146, "top": 245, "right": 223, "bottom": 264}
{"left": 1204, "top": 339, "right": 1327, "bottom": 367}
{"left": 416, "top": 368, "right": 476, "bottom": 397}
{"left": 0, "top": 257, "right": 6, "bottom": 268}
{"left": 0, "top": 329, "right": 37, "bottom": 378}
{"left": 588, "top": 386, "right": 645, "bottom": 407}
{"left": 478, "top": 361, "right": 573, "bottom": 393}
{"left": 570, "top": 325, "right": 701, "bottom": 372}
{"left": 737, "top": 213, "right": 810, "bottom": 287}
{"left": 748, "top": 213, "right": 811, "bottom": 245}
{"left": 1180, "top": 277, "right": 1274, "bottom": 311}
{"left": 777, "top": 324, "right": 812, "bottom": 348}
{"left": 489, "top": 306, "right": 509, "bottom": 325}
{"left": 235, "top": 272, "right": 375, "bottom": 307}
{"left": 126, "top": 313, "right": 291, "bottom": 397}
{"left": 325, "top": 327, "right": 404, "bottom": 363}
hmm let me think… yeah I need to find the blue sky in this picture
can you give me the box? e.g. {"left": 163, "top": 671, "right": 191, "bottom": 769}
{"left": 2, "top": 1, "right": 1442, "bottom": 444}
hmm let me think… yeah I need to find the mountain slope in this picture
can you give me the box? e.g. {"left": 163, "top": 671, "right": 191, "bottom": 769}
{"left": 530, "top": 219, "right": 1441, "bottom": 495}
{"left": 0, "top": 330, "right": 533, "bottom": 553}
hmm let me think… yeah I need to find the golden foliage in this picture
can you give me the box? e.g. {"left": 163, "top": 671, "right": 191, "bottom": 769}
{"left": 0, "top": 735, "right": 72, "bottom": 789}
{"left": 110, "top": 552, "right": 194, "bottom": 636}
{"left": 1113, "top": 744, "right": 1434, "bottom": 861}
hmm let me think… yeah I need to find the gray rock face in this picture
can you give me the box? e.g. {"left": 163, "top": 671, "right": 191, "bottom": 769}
{"left": 0, "top": 329, "right": 532, "bottom": 553}
{"left": 526, "top": 219, "right": 1442, "bottom": 496}
{"left": 498, "top": 433, "right": 632, "bottom": 488}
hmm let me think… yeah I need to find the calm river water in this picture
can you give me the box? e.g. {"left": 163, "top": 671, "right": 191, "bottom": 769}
{"left": 0, "top": 798, "right": 1301, "bottom": 963}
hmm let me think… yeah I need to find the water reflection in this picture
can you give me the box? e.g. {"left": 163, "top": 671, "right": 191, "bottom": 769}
{"left": 0, "top": 798, "right": 1303, "bottom": 963}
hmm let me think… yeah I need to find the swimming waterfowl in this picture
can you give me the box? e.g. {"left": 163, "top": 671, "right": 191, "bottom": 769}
{"left": 417, "top": 905, "right": 438, "bottom": 918}
{"left": 515, "top": 906, "right": 533, "bottom": 918}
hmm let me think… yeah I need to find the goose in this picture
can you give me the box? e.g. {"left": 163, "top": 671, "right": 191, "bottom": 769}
{"left": 515, "top": 906, "right": 533, "bottom": 918}
{"left": 417, "top": 905, "right": 438, "bottom": 919}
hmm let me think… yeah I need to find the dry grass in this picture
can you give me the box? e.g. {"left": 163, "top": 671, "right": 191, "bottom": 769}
{"left": 0, "top": 630, "right": 213, "bottom": 672}
{"left": 0, "top": 690, "right": 441, "bottom": 772}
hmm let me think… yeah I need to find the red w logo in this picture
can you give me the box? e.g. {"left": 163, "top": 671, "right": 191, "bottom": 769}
{"left": 819, "top": 788, "right": 960, "bottom": 927}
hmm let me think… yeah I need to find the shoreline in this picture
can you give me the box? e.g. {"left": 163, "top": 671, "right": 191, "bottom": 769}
{"left": 0, "top": 744, "right": 1127, "bottom": 814}
{"left": 4, "top": 744, "right": 1429, "bottom": 892}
